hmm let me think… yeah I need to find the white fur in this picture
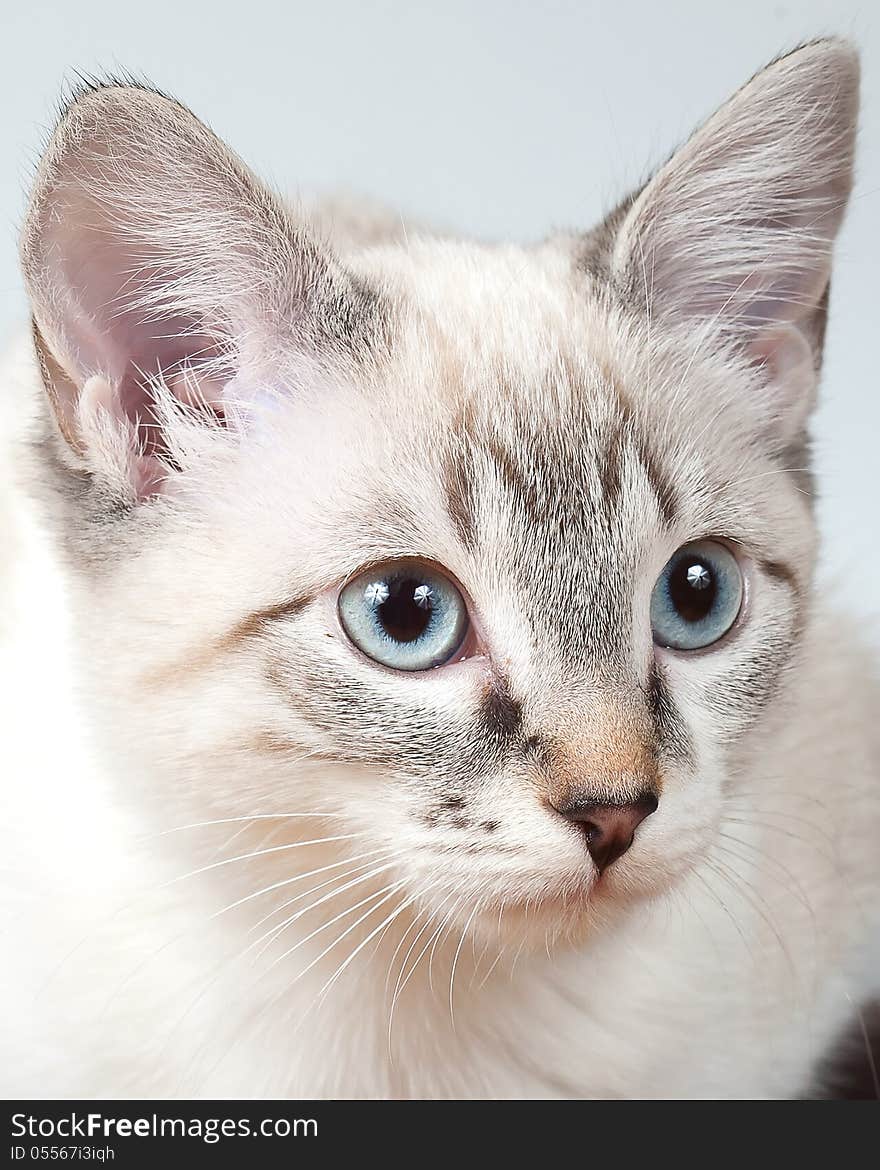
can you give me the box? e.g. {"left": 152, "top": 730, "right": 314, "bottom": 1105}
{"left": 1, "top": 41, "right": 878, "bottom": 1099}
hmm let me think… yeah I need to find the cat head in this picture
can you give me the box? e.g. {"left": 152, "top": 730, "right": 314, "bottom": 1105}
{"left": 19, "top": 41, "right": 857, "bottom": 947}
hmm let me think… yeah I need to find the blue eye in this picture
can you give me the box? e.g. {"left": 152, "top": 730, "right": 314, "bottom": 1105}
{"left": 650, "top": 541, "right": 743, "bottom": 651}
{"left": 338, "top": 560, "right": 470, "bottom": 671}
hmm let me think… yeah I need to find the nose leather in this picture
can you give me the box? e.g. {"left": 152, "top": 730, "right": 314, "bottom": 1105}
{"left": 552, "top": 793, "right": 659, "bottom": 873}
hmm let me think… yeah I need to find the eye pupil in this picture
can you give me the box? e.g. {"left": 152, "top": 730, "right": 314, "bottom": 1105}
{"left": 668, "top": 558, "right": 716, "bottom": 623}
{"left": 372, "top": 575, "right": 436, "bottom": 644}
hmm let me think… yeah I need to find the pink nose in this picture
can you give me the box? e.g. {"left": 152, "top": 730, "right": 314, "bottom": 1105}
{"left": 551, "top": 793, "right": 659, "bottom": 873}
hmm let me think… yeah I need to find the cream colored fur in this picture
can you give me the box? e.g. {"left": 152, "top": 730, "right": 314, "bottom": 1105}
{"left": 1, "top": 40, "right": 878, "bottom": 1098}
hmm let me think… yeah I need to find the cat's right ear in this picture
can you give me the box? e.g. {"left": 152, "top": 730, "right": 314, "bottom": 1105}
{"left": 21, "top": 81, "right": 372, "bottom": 501}
{"left": 606, "top": 39, "right": 859, "bottom": 443}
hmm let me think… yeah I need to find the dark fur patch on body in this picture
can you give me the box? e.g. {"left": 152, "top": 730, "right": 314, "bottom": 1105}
{"left": 808, "top": 1000, "right": 880, "bottom": 1099}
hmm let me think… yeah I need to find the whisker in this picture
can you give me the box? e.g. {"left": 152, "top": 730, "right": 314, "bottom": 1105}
{"left": 475, "top": 934, "right": 507, "bottom": 990}
{"left": 387, "top": 904, "right": 439, "bottom": 1056}
{"left": 714, "top": 831, "right": 818, "bottom": 929}
{"left": 855, "top": 1001, "right": 880, "bottom": 1101}
{"left": 189, "top": 878, "right": 410, "bottom": 1090}
{"left": 163, "top": 833, "right": 365, "bottom": 887}
{"left": 316, "top": 889, "right": 423, "bottom": 1004}
{"left": 429, "top": 894, "right": 468, "bottom": 996}
{"left": 158, "top": 858, "right": 402, "bottom": 1076}
{"left": 250, "top": 855, "right": 405, "bottom": 960}
{"left": 263, "top": 872, "right": 407, "bottom": 976}
{"left": 157, "top": 812, "right": 348, "bottom": 837}
{"left": 228, "top": 845, "right": 397, "bottom": 925}
{"left": 703, "top": 855, "right": 798, "bottom": 988}
{"left": 449, "top": 902, "right": 480, "bottom": 1032}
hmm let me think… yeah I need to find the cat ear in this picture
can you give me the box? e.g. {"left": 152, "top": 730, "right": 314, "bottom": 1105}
{"left": 21, "top": 81, "right": 369, "bottom": 500}
{"left": 609, "top": 40, "right": 859, "bottom": 440}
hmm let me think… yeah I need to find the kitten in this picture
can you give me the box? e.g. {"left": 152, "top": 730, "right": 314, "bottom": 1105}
{"left": 1, "top": 39, "right": 878, "bottom": 1099}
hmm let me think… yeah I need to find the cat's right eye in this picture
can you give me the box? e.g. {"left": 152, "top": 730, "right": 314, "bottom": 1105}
{"left": 338, "top": 560, "right": 470, "bottom": 671}
{"left": 650, "top": 540, "right": 744, "bottom": 651}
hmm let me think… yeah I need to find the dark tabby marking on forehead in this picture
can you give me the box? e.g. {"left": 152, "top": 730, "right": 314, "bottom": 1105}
{"left": 636, "top": 434, "right": 678, "bottom": 527}
{"left": 483, "top": 430, "right": 546, "bottom": 522}
{"left": 598, "top": 411, "right": 628, "bottom": 516}
{"left": 646, "top": 663, "right": 694, "bottom": 765}
{"left": 603, "top": 375, "right": 678, "bottom": 527}
{"left": 442, "top": 370, "right": 677, "bottom": 640}
{"left": 597, "top": 371, "right": 636, "bottom": 515}
{"left": 442, "top": 444, "right": 478, "bottom": 551}
{"left": 599, "top": 416, "right": 677, "bottom": 527}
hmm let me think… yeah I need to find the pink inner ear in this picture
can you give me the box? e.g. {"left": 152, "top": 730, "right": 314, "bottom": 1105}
{"left": 109, "top": 319, "right": 230, "bottom": 460}
{"left": 747, "top": 324, "right": 816, "bottom": 440}
{"left": 40, "top": 194, "right": 234, "bottom": 462}
{"left": 612, "top": 44, "right": 856, "bottom": 375}
{"left": 21, "top": 83, "right": 339, "bottom": 502}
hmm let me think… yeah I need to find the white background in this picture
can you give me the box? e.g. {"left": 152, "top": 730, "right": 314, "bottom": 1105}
{"left": 1, "top": 1, "right": 877, "bottom": 630}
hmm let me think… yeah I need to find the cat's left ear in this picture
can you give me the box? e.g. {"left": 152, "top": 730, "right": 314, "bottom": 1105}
{"left": 609, "top": 39, "right": 858, "bottom": 441}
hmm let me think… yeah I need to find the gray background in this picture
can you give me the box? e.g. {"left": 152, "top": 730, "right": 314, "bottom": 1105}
{"left": 1, "top": 1, "right": 877, "bottom": 628}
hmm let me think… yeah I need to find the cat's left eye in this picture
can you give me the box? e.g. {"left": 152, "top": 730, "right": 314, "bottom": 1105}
{"left": 338, "top": 560, "right": 470, "bottom": 671}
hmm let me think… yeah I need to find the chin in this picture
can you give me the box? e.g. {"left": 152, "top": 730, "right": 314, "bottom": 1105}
{"left": 438, "top": 848, "right": 694, "bottom": 955}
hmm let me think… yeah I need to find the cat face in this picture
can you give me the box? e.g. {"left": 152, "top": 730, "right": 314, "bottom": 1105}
{"left": 19, "top": 42, "right": 856, "bottom": 947}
